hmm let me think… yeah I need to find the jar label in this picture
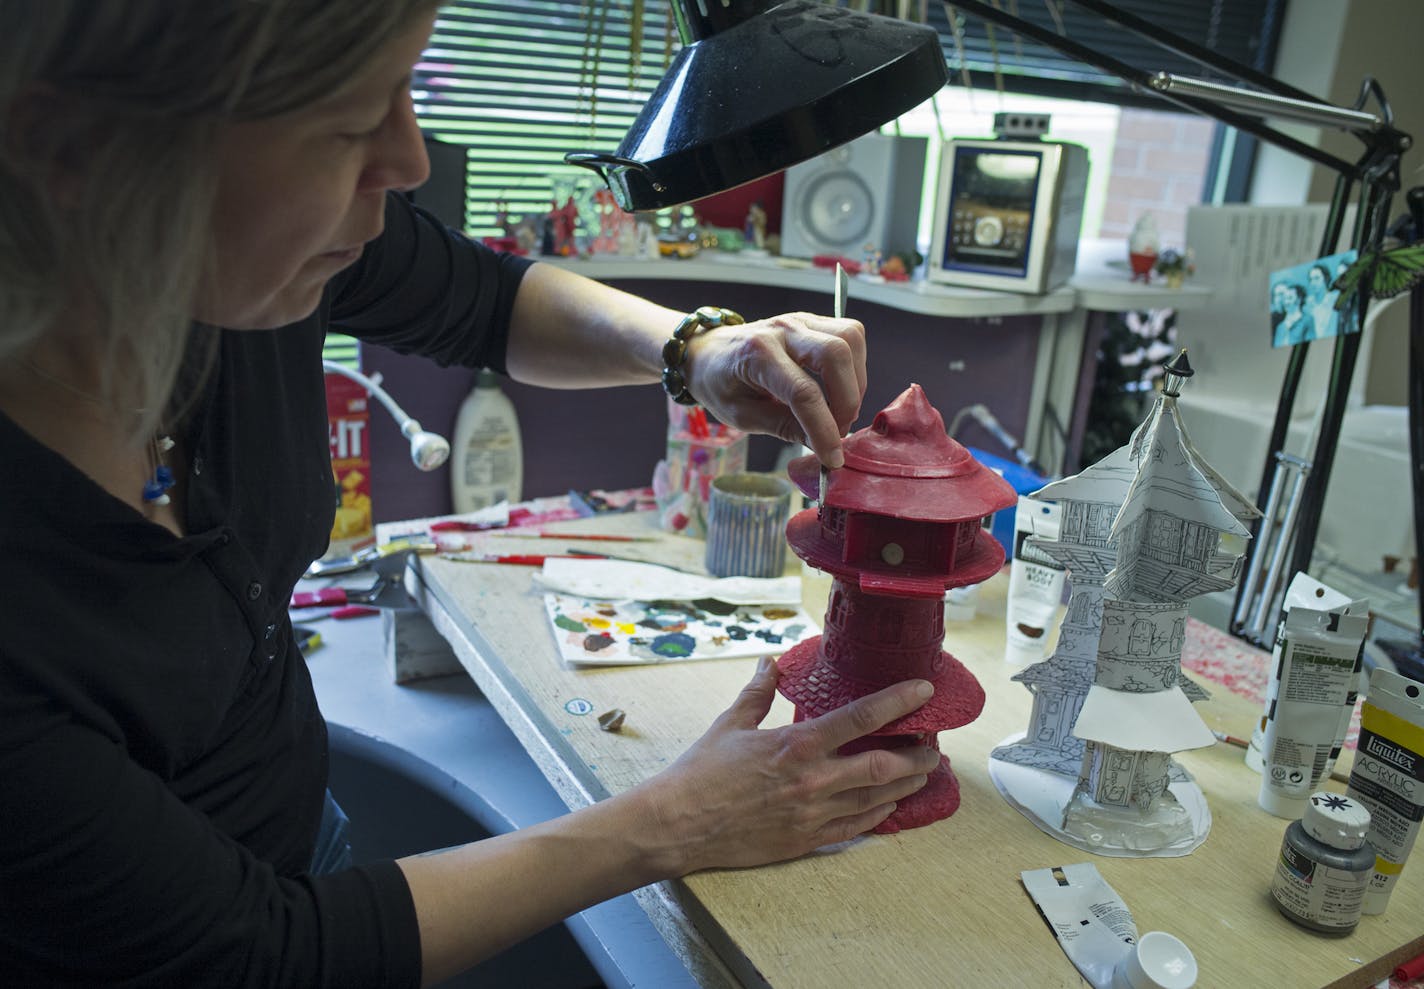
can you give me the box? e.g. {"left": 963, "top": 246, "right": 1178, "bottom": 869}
{"left": 1271, "top": 842, "right": 1368, "bottom": 928}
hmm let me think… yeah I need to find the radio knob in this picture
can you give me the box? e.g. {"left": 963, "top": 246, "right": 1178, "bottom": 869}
{"left": 973, "top": 215, "right": 1005, "bottom": 247}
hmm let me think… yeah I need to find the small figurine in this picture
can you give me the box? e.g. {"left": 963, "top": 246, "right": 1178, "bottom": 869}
{"left": 743, "top": 201, "right": 768, "bottom": 253}
{"left": 1127, "top": 213, "right": 1161, "bottom": 283}
{"left": 859, "top": 243, "right": 885, "bottom": 282}
{"left": 590, "top": 187, "right": 633, "bottom": 255}
{"left": 1153, "top": 247, "right": 1195, "bottom": 289}
{"left": 548, "top": 196, "right": 580, "bottom": 256}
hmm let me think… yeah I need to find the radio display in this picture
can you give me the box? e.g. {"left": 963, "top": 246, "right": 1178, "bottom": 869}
{"left": 940, "top": 147, "right": 1044, "bottom": 275}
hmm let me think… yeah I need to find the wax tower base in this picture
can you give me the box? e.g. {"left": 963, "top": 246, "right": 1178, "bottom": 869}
{"left": 777, "top": 384, "right": 1015, "bottom": 831}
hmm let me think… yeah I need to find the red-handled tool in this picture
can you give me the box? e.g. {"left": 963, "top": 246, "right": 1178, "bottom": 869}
{"left": 290, "top": 580, "right": 391, "bottom": 608}
{"left": 429, "top": 520, "right": 507, "bottom": 533}
{"left": 300, "top": 605, "right": 381, "bottom": 620}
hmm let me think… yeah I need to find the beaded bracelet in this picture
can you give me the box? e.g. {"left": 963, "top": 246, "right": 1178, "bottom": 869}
{"left": 660, "top": 305, "right": 745, "bottom": 406}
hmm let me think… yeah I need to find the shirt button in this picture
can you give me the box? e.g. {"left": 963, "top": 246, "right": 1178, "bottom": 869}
{"left": 247, "top": 581, "right": 263, "bottom": 600}
{"left": 264, "top": 623, "right": 277, "bottom": 641}
{"left": 192, "top": 455, "right": 204, "bottom": 476}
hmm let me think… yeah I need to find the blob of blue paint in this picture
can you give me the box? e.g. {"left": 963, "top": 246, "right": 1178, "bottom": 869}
{"left": 650, "top": 632, "right": 696, "bottom": 658}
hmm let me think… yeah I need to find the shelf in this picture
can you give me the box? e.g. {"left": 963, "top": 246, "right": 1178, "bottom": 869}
{"left": 536, "top": 237, "right": 1212, "bottom": 318}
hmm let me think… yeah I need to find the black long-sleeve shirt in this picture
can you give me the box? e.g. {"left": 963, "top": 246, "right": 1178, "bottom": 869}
{"left": 0, "top": 194, "right": 532, "bottom": 985}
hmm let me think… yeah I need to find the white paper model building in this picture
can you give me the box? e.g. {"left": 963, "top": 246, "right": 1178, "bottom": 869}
{"left": 989, "top": 352, "right": 1261, "bottom": 856}
{"left": 990, "top": 443, "right": 1137, "bottom": 777}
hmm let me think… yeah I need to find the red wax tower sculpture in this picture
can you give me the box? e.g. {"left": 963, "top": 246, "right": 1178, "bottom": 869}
{"left": 778, "top": 385, "right": 1017, "bottom": 832}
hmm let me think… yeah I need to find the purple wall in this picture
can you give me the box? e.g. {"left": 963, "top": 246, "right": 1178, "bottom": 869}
{"left": 364, "top": 277, "right": 1045, "bottom": 524}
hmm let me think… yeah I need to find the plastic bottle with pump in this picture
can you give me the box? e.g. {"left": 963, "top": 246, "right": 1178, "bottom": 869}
{"left": 450, "top": 369, "right": 523, "bottom": 512}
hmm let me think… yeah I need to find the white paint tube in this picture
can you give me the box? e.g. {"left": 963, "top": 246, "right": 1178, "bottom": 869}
{"left": 1022, "top": 863, "right": 1197, "bottom": 989}
{"left": 1258, "top": 580, "right": 1369, "bottom": 819}
{"left": 1344, "top": 667, "right": 1424, "bottom": 915}
{"left": 1245, "top": 573, "right": 1360, "bottom": 775}
{"left": 1005, "top": 496, "right": 1065, "bottom": 665}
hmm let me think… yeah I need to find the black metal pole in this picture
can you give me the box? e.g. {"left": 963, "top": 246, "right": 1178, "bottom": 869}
{"left": 1411, "top": 278, "right": 1424, "bottom": 640}
{"left": 1286, "top": 178, "right": 1397, "bottom": 585}
{"left": 1229, "top": 172, "right": 1354, "bottom": 639}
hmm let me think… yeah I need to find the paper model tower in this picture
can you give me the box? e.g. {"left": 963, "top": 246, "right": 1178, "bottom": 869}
{"left": 1061, "top": 352, "right": 1261, "bottom": 851}
{"left": 779, "top": 385, "right": 1017, "bottom": 832}
{"left": 989, "top": 443, "right": 1138, "bottom": 777}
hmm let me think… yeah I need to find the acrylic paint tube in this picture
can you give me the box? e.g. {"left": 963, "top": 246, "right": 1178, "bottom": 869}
{"left": 1344, "top": 667, "right": 1424, "bottom": 915}
{"left": 1245, "top": 574, "right": 1361, "bottom": 775}
{"left": 1022, "top": 863, "right": 1197, "bottom": 989}
{"left": 1005, "top": 496, "right": 1065, "bottom": 665}
{"left": 1258, "top": 586, "right": 1369, "bottom": 819}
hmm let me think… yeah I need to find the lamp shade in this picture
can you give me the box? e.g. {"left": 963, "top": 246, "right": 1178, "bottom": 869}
{"left": 565, "top": 0, "right": 947, "bottom": 212}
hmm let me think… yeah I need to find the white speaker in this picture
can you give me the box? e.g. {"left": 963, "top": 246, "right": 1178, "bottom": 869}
{"left": 779, "top": 133, "right": 928, "bottom": 261}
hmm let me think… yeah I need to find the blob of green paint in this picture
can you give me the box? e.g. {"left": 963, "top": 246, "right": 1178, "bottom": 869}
{"left": 650, "top": 632, "right": 696, "bottom": 658}
{"left": 555, "top": 615, "right": 586, "bottom": 633}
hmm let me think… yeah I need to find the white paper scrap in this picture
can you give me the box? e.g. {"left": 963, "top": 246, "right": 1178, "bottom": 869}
{"left": 535, "top": 557, "right": 802, "bottom": 605}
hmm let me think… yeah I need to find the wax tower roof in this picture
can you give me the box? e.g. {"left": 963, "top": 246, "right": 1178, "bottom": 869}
{"left": 788, "top": 384, "right": 1016, "bottom": 522}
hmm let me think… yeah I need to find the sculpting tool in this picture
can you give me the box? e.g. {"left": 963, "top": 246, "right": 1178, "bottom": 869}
{"left": 821, "top": 262, "right": 850, "bottom": 505}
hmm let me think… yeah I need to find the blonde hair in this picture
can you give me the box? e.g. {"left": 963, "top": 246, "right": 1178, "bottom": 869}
{"left": 0, "top": 0, "right": 439, "bottom": 443}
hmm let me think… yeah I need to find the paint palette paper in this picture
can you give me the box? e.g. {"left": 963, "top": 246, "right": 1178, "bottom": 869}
{"left": 543, "top": 592, "right": 819, "bottom": 667}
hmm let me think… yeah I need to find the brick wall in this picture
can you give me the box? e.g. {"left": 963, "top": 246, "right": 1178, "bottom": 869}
{"left": 1099, "top": 108, "right": 1215, "bottom": 249}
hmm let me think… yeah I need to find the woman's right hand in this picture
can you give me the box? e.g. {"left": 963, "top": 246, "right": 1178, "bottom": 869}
{"left": 631, "top": 656, "right": 939, "bottom": 878}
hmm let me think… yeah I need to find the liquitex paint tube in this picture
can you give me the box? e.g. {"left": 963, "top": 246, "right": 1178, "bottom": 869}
{"left": 1344, "top": 667, "right": 1424, "bottom": 915}
{"left": 1022, "top": 863, "right": 1197, "bottom": 989}
{"left": 1257, "top": 578, "right": 1369, "bottom": 820}
{"left": 1005, "top": 496, "right": 1065, "bottom": 665}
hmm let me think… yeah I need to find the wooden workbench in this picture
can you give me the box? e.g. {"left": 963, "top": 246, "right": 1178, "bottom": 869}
{"left": 406, "top": 510, "right": 1423, "bottom": 989}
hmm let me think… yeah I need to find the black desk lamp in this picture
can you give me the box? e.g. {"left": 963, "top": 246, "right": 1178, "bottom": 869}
{"left": 564, "top": 0, "right": 947, "bottom": 211}
{"left": 569, "top": 0, "right": 1415, "bottom": 654}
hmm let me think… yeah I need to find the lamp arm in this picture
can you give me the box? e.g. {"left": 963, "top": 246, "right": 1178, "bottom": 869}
{"left": 322, "top": 360, "right": 414, "bottom": 434}
{"left": 321, "top": 360, "right": 451, "bottom": 471}
{"left": 946, "top": 0, "right": 1394, "bottom": 179}
{"left": 1064, "top": 0, "right": 1320, "bottom": 104}
{"left": 1149, "top": 74, "right": 1381, "bottom": 133}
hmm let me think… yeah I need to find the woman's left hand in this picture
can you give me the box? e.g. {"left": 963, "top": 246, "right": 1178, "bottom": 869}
{"left": 683, "top": 312, "right": 866, "bottom": 468}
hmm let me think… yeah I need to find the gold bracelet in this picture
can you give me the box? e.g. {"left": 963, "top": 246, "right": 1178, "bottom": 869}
{"left": 660, "top": 306, "right": 745, "bottom": 406}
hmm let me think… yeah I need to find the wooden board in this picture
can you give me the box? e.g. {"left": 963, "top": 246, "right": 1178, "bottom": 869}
{"left": 409, "top": 511, "right": 1424, "bottom": 989}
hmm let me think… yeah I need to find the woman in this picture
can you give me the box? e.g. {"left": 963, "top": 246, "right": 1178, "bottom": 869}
{"left": 1305, "top": 261, "right": 1340, "bottom": 339}
{"left": 0, "top": 3, "right": 936, "bottom": 985}
{"left": 1275, "top": 282, "right": 1311, "bottom": 346}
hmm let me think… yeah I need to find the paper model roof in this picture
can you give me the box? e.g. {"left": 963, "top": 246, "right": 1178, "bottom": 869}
{"left": 1171, "top": 404, "right": 1261, "bottom": 523}
{"left": 1012, "top": 654, "right": 1096, "bottom": 689}
{"left": 1034, "top": 442, "right": 1136, "bottom": 506}
{"left": 1115, "top": 397, "right": 1251, "bottom": 539}
{"left": 1072, "top": 683, "right": 1216, "bottom": 752}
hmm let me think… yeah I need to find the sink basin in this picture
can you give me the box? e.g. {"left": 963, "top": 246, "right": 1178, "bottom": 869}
{"left": 327, "top": 724, "right": 604, "bottom": 989}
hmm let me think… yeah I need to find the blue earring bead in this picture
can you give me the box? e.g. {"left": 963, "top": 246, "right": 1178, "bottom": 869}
{"left": 143, "top": 435, "right": 176, "bottom": 505}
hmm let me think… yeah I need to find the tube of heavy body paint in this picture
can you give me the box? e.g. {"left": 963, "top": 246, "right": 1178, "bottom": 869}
{"left": 1258, "top": 580, "right": 1369, "bottom": 819}
{"left": 1345, "top": 667, "right": 1424, "bottom": 915}
{"left": 1005, "top": 496, "right": 1065, "bottom": 665}
{"left": 1022, "top": 863, "right": 1197, "bottom": 989}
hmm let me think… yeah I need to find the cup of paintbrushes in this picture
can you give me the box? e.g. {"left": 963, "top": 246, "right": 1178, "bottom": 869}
{"left": 704, "top": 472, "right": 794, "bottom": 578}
